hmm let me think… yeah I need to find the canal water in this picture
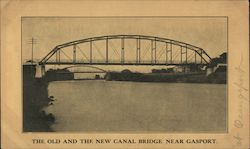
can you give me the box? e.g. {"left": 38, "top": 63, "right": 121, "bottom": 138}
{"left": 45, "top": 80, "right": 227, "bottom": 132}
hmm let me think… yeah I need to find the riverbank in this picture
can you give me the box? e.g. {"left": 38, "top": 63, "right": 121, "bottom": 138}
{"left": 105, "top": 71, "right": 226, "bottom": 84}
{"left": 23, "top": 65, "right": 55, "bottom": 132}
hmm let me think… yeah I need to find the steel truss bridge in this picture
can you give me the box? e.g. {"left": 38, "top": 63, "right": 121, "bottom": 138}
{"left": 39, "top": 35, "right": 211, "bottom": 66}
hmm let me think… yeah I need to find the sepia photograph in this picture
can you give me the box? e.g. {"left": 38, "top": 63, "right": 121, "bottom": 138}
{"left": 1, "top": 0, "right": 249, "bottom": 148}
{"left": 22, "top": 17, "right": 227, "bottom": 132}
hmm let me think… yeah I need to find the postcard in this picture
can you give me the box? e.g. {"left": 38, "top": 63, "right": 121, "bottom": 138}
{"left": 1, "top": 0, "right": 249, "bottom": 148}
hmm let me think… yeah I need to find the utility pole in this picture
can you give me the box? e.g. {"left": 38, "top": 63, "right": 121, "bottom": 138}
{"left": 28, "top": 37, "right": 38, "bottom": 65}
{"left": 31, "top": 37, "right": 34, "bottom": 65}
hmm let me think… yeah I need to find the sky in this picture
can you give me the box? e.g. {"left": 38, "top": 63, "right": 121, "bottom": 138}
{"left": 22, "top": 17, "right": 227, "bottom": 63}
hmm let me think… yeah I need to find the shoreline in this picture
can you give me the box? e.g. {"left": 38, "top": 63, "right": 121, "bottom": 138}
{"left": 23, "top": 65, "right": 55, "bottom": 132}
{"left": 104, "top": 71, "right": 226, "bottom": 84}
{"left": 49, "top": 79, "right": 227, "bottom": 85}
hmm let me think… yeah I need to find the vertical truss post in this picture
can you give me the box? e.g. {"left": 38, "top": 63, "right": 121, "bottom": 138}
{"left": 90, "top": 40, "right": 92, "bottom": 64}
{"left": 200, "top": 50, "right": 203, "bottom": 64}
{"left": 58, "top": 50, "right": 60, "bottom": 63}
{"left": 136, "top": 39, "right": 138, "bottom": 63}
{"left": 121, "top": 37, "right": 124, "bottom": 63}
{"left": 106, "top": 37, "right": 109, "bottom": 63}
{"left": 56, "top": 50, "right": 58, "bottom": 62}
{"left": 31, "top": 38, "right": 34, "bottom": 65}
{"left": 170, "top": 41, "right": 173, "bottom": 64}
{"left": 151, "top": 40, "right": 153, "bottom": 64}
{"left": 180, "top": 46, "right": 182, "bottom": 64}
{"left": 166, "top": 43, "right": 168, "bottom": 65}
{"left": 185, "top": 45, "right": 188, "bottom": 64}
{"left": 139, "top": 38, "right": 141, "bottom": 63}
{"left": 136, "top": 37, "right": 141, "bottom": 63}
{"left": 73, "top": 45, "right": 76, "bottom": 63}
{"left": 154, "top": 38, "right": 157, "bottom": 64}
{"left": 194, "top": 51, "right": 197, "bottom": 64}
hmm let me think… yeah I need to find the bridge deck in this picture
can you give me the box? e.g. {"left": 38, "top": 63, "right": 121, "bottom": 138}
{"left": 42, "top": 62, "right": 206, "bottom": 66}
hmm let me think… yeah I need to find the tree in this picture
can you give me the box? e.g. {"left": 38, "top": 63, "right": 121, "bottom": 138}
{"left": 208, "top": 52, "right": 227, "bottom": 67}
{"left": 219, "top": 52, "right": 227, "bottom": 63}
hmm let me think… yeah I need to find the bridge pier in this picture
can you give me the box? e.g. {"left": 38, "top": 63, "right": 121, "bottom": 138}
{"left": 35, "top": 65, "right": 45, "bottom": 78}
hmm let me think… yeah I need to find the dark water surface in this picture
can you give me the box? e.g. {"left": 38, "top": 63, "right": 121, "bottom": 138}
{"left": 46, "top": 80, "right": 226, "bottom": 132}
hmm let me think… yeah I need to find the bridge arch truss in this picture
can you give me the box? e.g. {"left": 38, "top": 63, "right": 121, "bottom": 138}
{"left": 39, "top": 35, "right": 211, "bottom": 66}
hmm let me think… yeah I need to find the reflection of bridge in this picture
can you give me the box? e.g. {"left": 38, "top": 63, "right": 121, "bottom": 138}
{"left": 39, "top": 35, "right": 211, "bottom": 66}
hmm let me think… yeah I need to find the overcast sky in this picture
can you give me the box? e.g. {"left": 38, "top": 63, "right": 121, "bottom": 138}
{"left": 22, "top": 17, "right": 227, "bottom": 62}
